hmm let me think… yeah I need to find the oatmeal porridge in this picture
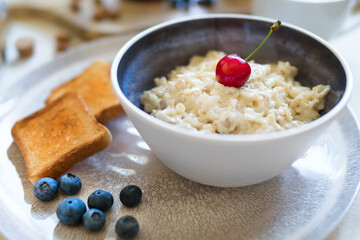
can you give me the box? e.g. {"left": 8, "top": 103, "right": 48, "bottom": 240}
{"left": 140, "top": 51, "right": 330, "bottom": 134}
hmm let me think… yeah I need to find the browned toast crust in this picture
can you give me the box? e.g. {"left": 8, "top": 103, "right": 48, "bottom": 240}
{"left": 46, "top": 60, "right": 123, "bottom": 124}
{"left": 11, "top": 92, "right": 112, "bottom": 183}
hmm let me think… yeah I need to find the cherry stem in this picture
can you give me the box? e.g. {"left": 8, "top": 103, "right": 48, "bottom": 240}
{"left": 244, "top": 20, "right": 281, "bottom": 62}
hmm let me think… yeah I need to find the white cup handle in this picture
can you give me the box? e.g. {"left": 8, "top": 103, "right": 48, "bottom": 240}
{"left": 338, "top": 0, "right": 360, "bottom": 36}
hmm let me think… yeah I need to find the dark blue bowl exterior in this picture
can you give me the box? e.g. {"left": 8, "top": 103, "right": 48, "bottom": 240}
{"left": 116, "top": 17, "right": 346, "bottom": 114}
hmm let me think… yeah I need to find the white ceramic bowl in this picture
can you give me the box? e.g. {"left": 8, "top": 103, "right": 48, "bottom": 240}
{"left": 111, "top": 14, "right": 352, "bottom": 187}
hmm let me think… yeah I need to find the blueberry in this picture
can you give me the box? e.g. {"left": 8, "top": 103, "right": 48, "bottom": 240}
{"left": 33, "top": 177, "right": 58, "bottom": 201}
{"left": 82, "top": 209, "right": 106, "bottom": 232}
{"left": 87, "top": 190, "right": 114, "bottom": 212}
{"left": 115, "top": 215, "right": 139, "bottom": 239}
{"left": 171, "top": 0, "right": 189, "bottom": 8}
{"left": 56, "top": 197, "right": 86, "bottom": 225}
{"left": 120, "top": 185, "right": 142, "bottom": 207}
{"left": 197, "top": 0, "right": 213, "bottom": 6}
{"left": 58, "top": 173, "right": 82, "bottom": 195}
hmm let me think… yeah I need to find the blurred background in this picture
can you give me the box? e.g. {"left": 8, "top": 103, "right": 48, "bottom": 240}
{"left": 0, "top": 0, "right": 250, "bottom": 90}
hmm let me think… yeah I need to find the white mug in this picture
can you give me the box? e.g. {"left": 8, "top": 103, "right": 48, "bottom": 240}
{"left": 252, "top": 0, "right": 358, "bottom": 40}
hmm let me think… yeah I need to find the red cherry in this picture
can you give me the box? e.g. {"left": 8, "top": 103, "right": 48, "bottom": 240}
{"left": 216, "top": 54, "right": 251, "bottom": 88}
{"left": 215, "top": 20, "right": 281, "bottom": 88}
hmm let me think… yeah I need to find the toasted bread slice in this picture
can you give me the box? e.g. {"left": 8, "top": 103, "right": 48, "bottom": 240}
{"left": 11, "top": 92, "right": 112, "bottom": 184}
{"left": 46, "top": 60, "right": 123, "bottom": 124}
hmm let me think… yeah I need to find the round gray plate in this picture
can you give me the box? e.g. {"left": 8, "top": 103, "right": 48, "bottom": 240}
{"left": 0, "top": 35, "right": 359, "bottom": 240}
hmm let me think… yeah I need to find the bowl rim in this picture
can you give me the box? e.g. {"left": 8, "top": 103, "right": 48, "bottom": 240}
{"left": 111, "top": 13, "right": 353, "bottom": 142}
